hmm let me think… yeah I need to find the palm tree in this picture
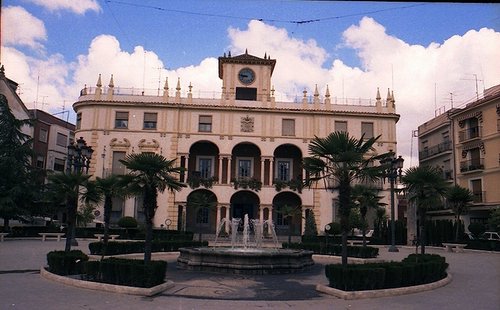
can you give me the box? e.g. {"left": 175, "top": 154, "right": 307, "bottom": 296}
{"left": 89, "top": 174, "right": 127, "bottom": 258}
{"left": 402, "top": 165, "right": 449, "bottom": 254}
{"left": 120, "top": 153, "right": 185, "bottom": 263}
{"left": 276, "top": 204, "right": 303, "bottom": 244}
{"left": 351, "top": 184, "right": 386, "bottom": 246}
{"left": 445, "top": 185, "right": 474, "bottom": 242}
{"left": 187, "top": 191, "right": 217, "bottom": 242}
{"left": 303, "top": 131, "right": 387, "bottom": 266}
{"left": 45, "top": 172, "right": 96, "bottom": 252}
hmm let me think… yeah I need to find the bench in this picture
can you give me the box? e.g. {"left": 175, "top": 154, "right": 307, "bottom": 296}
{"left": 347, "top": 240, "right": 368, "bottom": 246}
{"left": 38, "top": 232, "right": 65, "bottom": 242}
{"left": 94, "top": 234, "right": 120, "bottom": 241}
{"left": 0, "top": 233, "right": 9, "bottom": 242}
{"left": 442, "top": 243, "right": 466, "bottom": 253}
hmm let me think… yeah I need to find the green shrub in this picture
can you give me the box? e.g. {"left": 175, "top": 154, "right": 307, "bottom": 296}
{"left": 83, "top": 258, "right": 167, "bottom": 288}
{"left": 325, "top": 254, "right": 448, "bottom": 291}
{"left": 46, "top": 250, "right": 89, "bottom": 275}
{"left": 283, "top": 242, "right": 378, "bottom": 258}
{"left": 117, "top": 216, "right": 138, "bottom": 228}
{"left": 88, "top": 240, "right": 208, "bottom": 255}
{"left": 468, "top": 222, "right": 486, "bottom": 239}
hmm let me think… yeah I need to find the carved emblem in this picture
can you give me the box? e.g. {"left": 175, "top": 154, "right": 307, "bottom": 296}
{"left": 241, "top": 115, "right": 254, "bottom": 132}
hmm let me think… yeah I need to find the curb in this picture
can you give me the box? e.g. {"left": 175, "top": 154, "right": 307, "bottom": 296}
{"left": 40, "top": 267, "right": 174, "bottom": 297}
{"left": 316, "top": 273, "right": 452, "bottom": 300}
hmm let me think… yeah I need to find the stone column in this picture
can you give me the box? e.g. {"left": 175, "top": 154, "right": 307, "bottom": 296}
{"left": 226, "top": 204, "right": 231, "bottom": 234}
{"left": 216, "top": 204, "right": 221, "bottom": 235}
{"left": 227, "top": 157, "right": 232, "bottom": 183}
{"left": 218, "top": 156, "right": 224, "bottom": 184}
{"left": 261, "top": 158, "right": 266, "bottom": 185}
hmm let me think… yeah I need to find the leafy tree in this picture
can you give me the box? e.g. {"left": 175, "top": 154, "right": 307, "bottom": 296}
{"left": 45, "top": 172, "right": 97, "bottom": 252}
{"left": 187, "top": 191, "right": 217, "bottom": 242}
{"left": 120, "top": 153, "right": 185, "bottom": 263}
{"left": 351, "top": 184, "right": 386, "bottom": 246}
{"left": 445, "top": 185, "right": 474, "bottom": 242}
{"left": 402, "top": 165, "right": 448, "bottom": 254}
{"left": 468, "top": 222, "right": 486, "bottom": 239}
{"left": 76, "top": 204, "right": 96, "bottom": 227}
{"left": 488, "top": 208, "right": 500, "bottom": 233}
{"left": 374, "top": 207, "right": 388, "bottom": 239}
{"left": 303, "top": 131, "right": 386, "bottom": 266}
{"left": 276, "top": 204, "right": 302, "bottom": 244}
{"left": 0, "top": 94, "right": 34, "bottom": 230}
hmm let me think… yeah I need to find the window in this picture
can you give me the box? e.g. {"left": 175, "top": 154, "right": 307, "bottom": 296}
{"left": 143, "top": 112, "right": 157, "bottom": 129}
{"left": 442, "top": 131, "right": 450, "bottom": 142}
{"left": 276, "top": 159, "right": 292, "bottom": 181}
{"left": 282, "top": 119, "right": 295, "bottom": 136}
{"left": 335, "top": 121, "right": 347, "bottom": 133}
{"left": 197, "top": 157, "right": 213, "bottom": 179}
{"left": 111, "top": 197, "right": 124, "bottom": 223}
{"left": 112, "top": 151, "right": 126, "bottom": 175}
{"left": 134, "top": 196, "right": 145, "bottom": 223}
{"left": 56, "top": 133, "right": 67, "bottom": 147}
{"left": 276, "top": 207, "right": 289, "bottom": 226}
{"left": 361, "top": 122, "right": 374, "bottom": 139}
{"left": 470, "top": 179, "right": 483, "bottom": 203}
{"left": 237, "top": 158, "right": 252, "bottom": 178}
{"left": 198, "top": 115, "right": 212, "bottom": 132}
{"left": 76, "top": 113, "right": 82, "bottom": 130}
{"left": 36, "top": 155, "right": 45, "bottom": 168}
{"left": 196, "top": 208, "right": 209, "bottom": 224}
{"left": 53, "top": 158, "right": 65, "bottom": 172}
{"left": 39, "top": 128, "right": 48, "bottom": 143}
{"left": 115, "top": 111, "right": 129, "bottom": 129}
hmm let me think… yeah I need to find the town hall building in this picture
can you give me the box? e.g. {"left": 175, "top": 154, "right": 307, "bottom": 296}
{"left": 73, "top": 51, "right": 400, "bottom": 236}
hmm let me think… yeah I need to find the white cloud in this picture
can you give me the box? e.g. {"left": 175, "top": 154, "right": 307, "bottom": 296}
{"left": 25, "top": 0, "right": 101, "bottom": 14}
{"left": 2, "top": 6, "right": 47, "bottom": 50}
{"left": 3, "top": 17, "right": 500, "bottom": 167}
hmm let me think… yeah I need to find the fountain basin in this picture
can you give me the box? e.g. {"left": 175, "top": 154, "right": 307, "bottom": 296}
{"left": 177, "top": 247, "right": 314, "bottom": 275}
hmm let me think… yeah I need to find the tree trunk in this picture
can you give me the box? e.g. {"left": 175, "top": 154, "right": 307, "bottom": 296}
{"left": 3, "top": 217, "right": 10, "bottom": 232}
{"left": 65, "top": 201, "right": 76, "bottom": 252}
{"left": 455, "top": 215, "right": 461, "bottom": 243}
{"left": 419, "top": 209, "right": 426, "bottom": 255}
{"left": 338, "top": 175, "right": 351, "bottom": 266}
{"left": 143, "top": 187, "right": 157, "bottom": 264}
{"left": 101, "top": 196, "right": 112, "bottom": 260}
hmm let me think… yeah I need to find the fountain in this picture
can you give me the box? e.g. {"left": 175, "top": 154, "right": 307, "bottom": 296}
{"left": 177, "top": 214, "right": 314, "bottom": 275}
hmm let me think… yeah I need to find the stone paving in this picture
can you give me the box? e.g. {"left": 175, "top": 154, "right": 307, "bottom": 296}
{"left": 0, "top": 238, "right": 499, "bottom": 309}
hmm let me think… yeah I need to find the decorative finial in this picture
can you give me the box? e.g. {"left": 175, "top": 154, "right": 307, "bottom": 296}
{"left": 325, "top": 85, "right": 330, "bottom": 98}
{"left": 96, "top": 74, "right": 102, "bottom": 87}
{"left": 108, "top": 74, "right": 114, "bottom": 88}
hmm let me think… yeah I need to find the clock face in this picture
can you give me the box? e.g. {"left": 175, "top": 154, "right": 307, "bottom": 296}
{"left": 238, "top": 68, "right": 255, "bottom": 84}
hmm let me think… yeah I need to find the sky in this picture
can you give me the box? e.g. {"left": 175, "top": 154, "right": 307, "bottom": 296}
{"left": 1, "top": 0, "right": 500, "bottom": 168}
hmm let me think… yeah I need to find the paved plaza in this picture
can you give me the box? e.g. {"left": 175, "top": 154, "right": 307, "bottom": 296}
{"left": 0, "top": 239, "right": 498, "bottom": 309}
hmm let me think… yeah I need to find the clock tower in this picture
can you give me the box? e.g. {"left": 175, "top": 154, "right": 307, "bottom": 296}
{"left": 218, "top": 50, "right": 276, "bottom": 101}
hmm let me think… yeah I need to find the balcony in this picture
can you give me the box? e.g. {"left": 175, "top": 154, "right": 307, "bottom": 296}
{"left": 419, "top": 140, "right": 452, "bottom": 160}
{"left": 443, "top": 169, "right": 453, "bottom": 180}
{"left": 458, "top": 126, "right": 482, "bottom": 142}
{"left": 472, "top": 191, "right": 485, "bottom": 203}
{"left": 460, "top": 159, "right": 484, "bottom": 173}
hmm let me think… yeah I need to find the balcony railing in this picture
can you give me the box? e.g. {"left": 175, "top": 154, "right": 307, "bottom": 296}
{"left": 419, "top": 140, "right": 452, "bottom": 160}
{"left": 472, "top": 191, "right": 485, "bottom": 203}
{"left": 460, "top": 159, "right": 484, "bottom": 172}
{"left": 458, "top": 126, "right": 482, "bottom": 142}
{"left": 443, "top": 169, "right": 453, "bottom": 180}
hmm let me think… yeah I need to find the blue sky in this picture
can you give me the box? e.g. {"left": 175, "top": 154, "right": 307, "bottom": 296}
{"left": 2, "top": 0, "right": 500, "bottom": 165}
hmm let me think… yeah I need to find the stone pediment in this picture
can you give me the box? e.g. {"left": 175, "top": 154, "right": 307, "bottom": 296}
{"left": 138, "top": 139, "right": 160, "bottom": 150}
{"left": 109, "top": 138, "right": 130, "bottom": 148}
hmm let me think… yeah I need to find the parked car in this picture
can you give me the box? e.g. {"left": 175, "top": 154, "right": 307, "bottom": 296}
{"left": 463, "top": 232, "right": 475, "bottom": 241}
{"left": 481, "top": 231, "right": 500, "bottom": 241}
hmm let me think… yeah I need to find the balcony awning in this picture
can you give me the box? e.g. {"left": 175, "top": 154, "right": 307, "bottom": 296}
{"left": 456, "top": 111, "right": 482, "bottom": 122}
{"left": 462, "top": 141, "right": 484, "bottom": 151}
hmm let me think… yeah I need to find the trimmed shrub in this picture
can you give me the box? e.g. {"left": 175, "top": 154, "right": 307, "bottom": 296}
{"left": 117, "top": 216, "right": 138, "bottom": 228}
{"left": 84, "top": 258, "right": 167, "bottom": 288}
{"left": 46, "top": 250, "right": 89, "bottom": 275}
{"left": 88, "top": 240, "right": 208, "bottom": 255}
{"left": 325, "top": 254, "right": 448, "bottom": 291}
{"left": 283, "top": 242, "right": 379, "bottom": 258}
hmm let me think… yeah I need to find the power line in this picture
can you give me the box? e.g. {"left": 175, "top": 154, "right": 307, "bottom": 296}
{"left": 105, "top": 1, "right": 429, "bottom": 25}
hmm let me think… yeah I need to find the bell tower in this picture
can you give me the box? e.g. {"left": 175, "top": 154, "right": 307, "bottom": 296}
{"left": 218, "top": 50, "right": 276, "bottom": 101}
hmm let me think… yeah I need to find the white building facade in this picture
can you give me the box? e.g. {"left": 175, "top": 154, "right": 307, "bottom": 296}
{"left": 73, "top": 52, "right": 400, "bottom": 235}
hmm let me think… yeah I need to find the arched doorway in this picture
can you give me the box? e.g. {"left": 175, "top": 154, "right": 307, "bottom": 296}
{"left": 272, "top": 192, "right": 302, "bottom": 236}
{"left": 230, "top": 191, "right": 260, "bottom": 220}
{"left": 185, "top": 189, "right": 218, "bottom": 235}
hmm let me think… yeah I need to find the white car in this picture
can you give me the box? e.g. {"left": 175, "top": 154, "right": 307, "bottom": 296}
{"left": 481, "top": 231, "right": 500, "bottom": 241}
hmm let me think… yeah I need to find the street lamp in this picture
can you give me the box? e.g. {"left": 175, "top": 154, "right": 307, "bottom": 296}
{"left": 66, "top": 136, "right": 93, "bottom": 246}
{"left": 380, "top": 153, "right": 404, "bottom": 252}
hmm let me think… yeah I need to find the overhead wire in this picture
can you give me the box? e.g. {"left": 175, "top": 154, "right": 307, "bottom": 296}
{"left": 104, "top": 0, "right": 429, "bottom": 25}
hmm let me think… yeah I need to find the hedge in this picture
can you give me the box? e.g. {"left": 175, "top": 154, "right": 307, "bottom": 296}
{"left": 88, "top": 240, "right": 209, "bottom": 255}
{"left": 283, "top": 242, "right": 379, "bottom": 258}
{"left": 83, "top": 258, "right": 167, "bottom": 288}
{"left": 325, "top": 254, "right": 448, "bottom": 291}
{"left": 46, "top": 250, "right": 89, "bottom": 275}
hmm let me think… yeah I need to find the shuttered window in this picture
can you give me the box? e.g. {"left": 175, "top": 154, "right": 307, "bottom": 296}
{"left": 115, "top": 112, "right": 129, "bottom": 129}
{"left": 361, "top": 122, "right": 374, "bottom": 139}
{"left": 282, "top": 119, "right": 295, "bottom": 136}
{"left": 199, "top": 115, "right": 212, "bottom": 132}
{"left": 335, "top": 121, "right": 347, "bottom": 133}
{"left": 143, "top": 112, "right": 157, "bottom": 129}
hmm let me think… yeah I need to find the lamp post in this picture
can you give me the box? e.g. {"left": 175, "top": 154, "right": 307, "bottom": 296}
{"left": 66, "top": 136, "right": 93, "bottom": 246}
{"left": 380, "top": 154, "right": 404, "bottom": 252}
